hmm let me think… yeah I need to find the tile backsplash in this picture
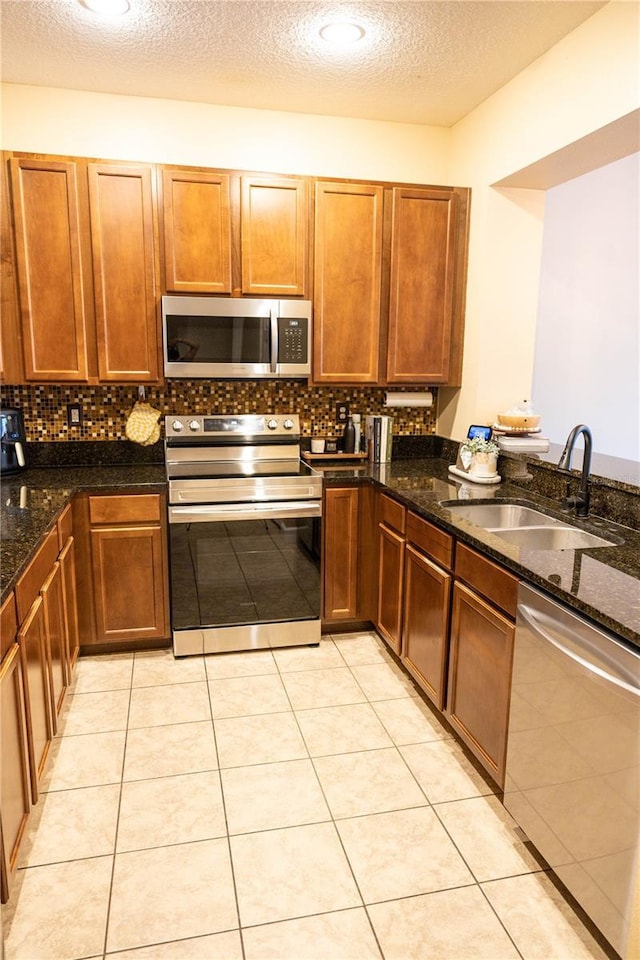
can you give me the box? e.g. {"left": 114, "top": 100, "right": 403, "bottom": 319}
{"left": 0, "top": 382, "right": 438, "bottom": 441}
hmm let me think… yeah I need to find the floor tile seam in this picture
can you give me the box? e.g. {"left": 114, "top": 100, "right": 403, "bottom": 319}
{"left": 225, "top": 811, "right": 334, "bottom": 839}
{"left": 102, "top": 680, "right": 133, "bottom": 959}
{"left": 473, "top": 876, "right": 529, "bottom": 960}
{"left": 130, "top": 676, "right": 209, "bottom": 689}
{"left": 115, "top": 824, "right": 232, "bottom": 855}
{"left": 15, "top": 851, "right": 116, "bottom": 874}
{"left": 54, "top": 725, "right": 128, "bottom": 739}
{"left": 428, "top": 800, "right": 546, "bottom": 889}
{"left": 101, "top": 926, "right": 242, "bottom": 958}
{"left": 329, "top": 801, "right": 435, "bottom": 827}
{"left": 121, "top": 763, "right": 221, "bottom": 783}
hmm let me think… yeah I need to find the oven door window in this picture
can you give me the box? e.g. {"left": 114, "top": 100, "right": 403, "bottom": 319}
{"left": 169, "top": 517, "right": 321, "bottom": 630}
{"left": 165, "top": 314, "right": 271, "bottom": 365}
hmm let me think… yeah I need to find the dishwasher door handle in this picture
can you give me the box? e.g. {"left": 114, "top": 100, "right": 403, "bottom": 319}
{"left": 518, "top": 602, "right": 639, "bottom": 696}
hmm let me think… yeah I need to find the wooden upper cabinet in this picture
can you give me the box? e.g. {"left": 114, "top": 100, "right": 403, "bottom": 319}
{"left": 240, "top": 176, "right": 309, "bottom": 296}
{"left": 88, "top": 163, "right": 159, "bottom": 382}
{"left": 313, "top": 181, "right": 384, "bottom": 384}
{"left": 161, "top": 168, "right": 232, "bottom": 294}
{"left": 9, "top": 157, "right": 89, "bottom": 382}
{"left": 387, "top": 187, "right": 459, "bottom": 384}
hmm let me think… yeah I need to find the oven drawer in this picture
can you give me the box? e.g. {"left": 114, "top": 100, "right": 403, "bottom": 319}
{"left": 168, "top": 500, "right": 322, "bottom": 524}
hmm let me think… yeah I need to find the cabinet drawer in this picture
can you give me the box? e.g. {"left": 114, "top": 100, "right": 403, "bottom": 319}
{"left": 455, "top": 543, "right": 518, "bottom": 619}
{"left": 57, "top": 503, "right": 73, "bottom": 548}
{"left": 406, "top": 512, "right": 453, "bottom": 570}
{"left": 89, "top": 494, "right": 162, "bottom": 525}
{"left": 15, "top": 527, "right": 59, "bottom": 621}
{"left": 1, "top": 593, "right": 18, "bottom": 660}
{"left": 378, "top": 494, "right": 406, "bottom": 534}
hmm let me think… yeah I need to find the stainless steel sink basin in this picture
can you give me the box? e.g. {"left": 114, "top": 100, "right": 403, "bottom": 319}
{"left": 443, "top": 503, "right": 564, "bottom": 529}
{"left": 441, "top": 501, "right": 619, "bottom": 551}
{"left": 490, "top": 526, "right": 616, "bottom": 551}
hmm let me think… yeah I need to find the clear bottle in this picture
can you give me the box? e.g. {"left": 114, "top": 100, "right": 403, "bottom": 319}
{"left": 343, "top": 415, "right": 356, "bottom": 454}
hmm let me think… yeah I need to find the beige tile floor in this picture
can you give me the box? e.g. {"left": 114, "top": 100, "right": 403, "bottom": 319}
{"left": 2, "top": 632, "right": 611, "bottom": 960}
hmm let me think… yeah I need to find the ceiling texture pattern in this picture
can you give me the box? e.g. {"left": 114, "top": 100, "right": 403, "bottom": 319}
{"left": 1, "top": 0, "right": 606, "bottom": 126}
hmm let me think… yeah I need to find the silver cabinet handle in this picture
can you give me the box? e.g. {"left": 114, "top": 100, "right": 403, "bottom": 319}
{"left": 169, "top": 501, "right": 321, "bottom": 524}
{"left": 270, "top": 307, "right": 278, "bottom": 374}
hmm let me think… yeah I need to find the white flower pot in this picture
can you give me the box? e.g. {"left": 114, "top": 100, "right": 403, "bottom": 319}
{"left": 469, "top": 451, "right": 498, "bottom": 477}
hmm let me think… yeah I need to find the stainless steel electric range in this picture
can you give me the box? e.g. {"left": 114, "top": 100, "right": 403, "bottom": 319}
{"left": 165, "top": 413, "right": 323, "bottom": 656}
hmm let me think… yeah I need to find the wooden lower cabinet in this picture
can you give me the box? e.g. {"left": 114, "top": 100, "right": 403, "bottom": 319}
{"left": 377, "top": 523, "right": 405, "bottom": 655}
{"left": 40, "top": 561, "right": 67, "bottom": 731}
{"left": 323, "top": 486, "right": 360, "bottom": 621}
{"left": 77, "top": 492, "right": 169, "bottom": 648}
{"left": 18, "top": 597, "right": 53, "bottom": 804}
{"left": 59, "top": 536, "right": 80, "bottom": 673}
{"left": 446, "top": 581, "right": 515, "bottom": 787}
{"left": 402, "top": 544, "right": 451, "bottom": 710}
{"left": 0, "top": 594, "right": 31, "bottom": 904}
{"left": 0, "top": 642, "right": 32, "bottom": 903}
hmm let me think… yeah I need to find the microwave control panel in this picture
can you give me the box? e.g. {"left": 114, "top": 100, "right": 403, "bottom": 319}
{"left": 278, "top": 317, "right": 308, "bottom": 364}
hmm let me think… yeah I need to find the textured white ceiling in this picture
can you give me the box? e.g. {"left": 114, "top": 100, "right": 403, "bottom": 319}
{"left": 0, "top": 0, "right": 606, "bottom": 126}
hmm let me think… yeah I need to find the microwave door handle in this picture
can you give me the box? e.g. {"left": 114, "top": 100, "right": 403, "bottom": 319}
{"left": 270, "top": 307, "right": 278, "bottom": 374}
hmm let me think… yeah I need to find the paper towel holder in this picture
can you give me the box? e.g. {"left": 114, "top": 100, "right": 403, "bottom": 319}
{"left": 384, "top": 390, "right": 433, "bottom": 408}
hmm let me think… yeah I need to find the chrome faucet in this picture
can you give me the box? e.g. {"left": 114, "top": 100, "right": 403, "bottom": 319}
{"left": 558, "top": 424, "right": 592, "bottom": 517}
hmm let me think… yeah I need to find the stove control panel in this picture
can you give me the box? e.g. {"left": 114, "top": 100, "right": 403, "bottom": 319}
{"left": 165, "top": 414, "right": 301, "bottom": 439}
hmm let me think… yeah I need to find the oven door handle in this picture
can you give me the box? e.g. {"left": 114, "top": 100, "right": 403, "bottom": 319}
{"left": 168, "top": 500, "right": 322, "bottom": 523}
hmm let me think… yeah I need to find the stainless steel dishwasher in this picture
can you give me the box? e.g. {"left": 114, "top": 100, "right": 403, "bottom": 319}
{"left": 504, "top": 583, "right": 639, "bottom": 959}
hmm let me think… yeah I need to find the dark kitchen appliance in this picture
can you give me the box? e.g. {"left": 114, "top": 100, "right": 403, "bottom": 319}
{"left": 165, "top": 413, "right": 323, "bottom": 656}
{"left": 0, "top": 408, "right": 27, "bottom": 475}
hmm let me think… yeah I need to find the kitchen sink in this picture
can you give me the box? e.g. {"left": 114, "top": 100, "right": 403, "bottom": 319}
{"left": 489, "top": 526, "right": 615, "bottom": 550}
{"left": 440, "top": 500, "right": 619, "bottom": 551}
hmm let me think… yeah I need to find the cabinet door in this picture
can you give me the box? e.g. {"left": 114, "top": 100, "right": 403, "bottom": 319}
{"left": 88, "top": 163, "right": 159, "bottom": 382}
{"left": 9, "top": 157, "right": 89, "bottom": 381}
{"left": 313, "top": 181, "right": 383, "bottom": 383}
{"left": 387, "top": 187, "right": 459, "bottom": 384}
{"left": 1, "top": 643, "right": 31, "bottom": 904}
{"left": 446, "top": 581, "right": 515, "bottom": 787}
{"left": 18, "top": 597, "right": 53, "bottom": 804}
{"left": 40, "top": 561, "right": 67, "bottom": 730}
{"left": 59, "top": 537, "right": 80, "bottom": 676}
{"left": 241, "top": 176, "right": 309, "bottom": 296}
{"left": 377, "top": 524, "right": 405, "bottom": 655}
{"left": 90, "top": 524, "right": 169, "bottom": 644}
{"left": 323, "top": 487, "right": 359, "bottom": 620}
{"left": 402, "top": 544, "right": 451, "bottom": 710}
{"left": 162, "top": 169, "right": 232, "bottom": 294}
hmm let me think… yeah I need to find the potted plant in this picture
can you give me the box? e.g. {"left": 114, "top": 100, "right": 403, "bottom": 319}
{"left": 460, "top": 436, "right": 499, "bottom": 477}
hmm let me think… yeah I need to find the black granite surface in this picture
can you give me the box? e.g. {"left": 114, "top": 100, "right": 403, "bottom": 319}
{"left": 2, "top": 451, "right": 639, "bottom": 651}
{"left": 320, "top": 458, "right": 640, "bottom": 650}
{"left": 0, "top": 464, "right": 166, "bottom": 604}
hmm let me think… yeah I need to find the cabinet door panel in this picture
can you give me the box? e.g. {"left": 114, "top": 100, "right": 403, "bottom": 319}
{"left": 241, "top": 176, "right": 308, "bottom": 296}
{"left": 59, "top": 537, "right": 80, "bottom": 676}
{"left": 377, "top": 524, "right": 404, "bottom": 655}
{"left": 88, "top": 163, "right": 159, "bottom": 381}
{"left": 91, "top": 525, "right": 168, "bottom": 643}
{"left": 402, "top": 545, "right": 451, "bottom": 710}
{"left": 447, "top": 581, "right": 514, "bottom": 786}
{"left": 313, "top": 182, "right": 383, "bottom": 383}
{"left": 162, "top": 169, "right": 232, "bottom": 294}
{"left": 323, "top": 487, "right": 359, "bottom": 620}
{"left": 1, "top": 643, "right": 31, "bottom": 903}
{"left": 40, "top": 562, "right": 67, "bottom": 730}
{"left": 18, "top": 597, "right": 53, "bottom": 804}
{"left": 9, "top": 158, "right": 89, "bottom": 381}
{"left": 387, "top": 187, "right": 458, "bottom": 383}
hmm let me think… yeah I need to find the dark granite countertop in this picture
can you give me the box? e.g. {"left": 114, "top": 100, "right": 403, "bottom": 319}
{"left": 318, "top": 458, "right": 640, "bottom": 650}
{"left": 2, "top": 456, "right": 639, "bottom": 651}
{"left": 1, "top": 464, "right": 166, "bottom": 605}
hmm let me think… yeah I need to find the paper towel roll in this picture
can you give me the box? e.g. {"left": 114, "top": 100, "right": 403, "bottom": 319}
{"left": 384, "top": 391, "right": 433, "bottom": 408}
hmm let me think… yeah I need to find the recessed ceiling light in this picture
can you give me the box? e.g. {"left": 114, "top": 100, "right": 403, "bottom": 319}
{"left": 80, "top": 0, "right": 130, "bottom": 17}
{"left": 319, "top": 21, "right": 365, "bottom": 46}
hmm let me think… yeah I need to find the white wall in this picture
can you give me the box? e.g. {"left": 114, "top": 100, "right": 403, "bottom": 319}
{"left": 532, "top": 152, "right": 639, "bottom": 460}
{"left": 440, "top": 1, "right": 640, "bottom": 441}
{"left": 0, "top": 83, "right": 450, "bottom": 184}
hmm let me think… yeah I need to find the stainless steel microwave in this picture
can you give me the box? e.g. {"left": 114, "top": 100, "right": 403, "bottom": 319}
{"left": 162, "top": 296, "right": 312, "bottom": 379}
